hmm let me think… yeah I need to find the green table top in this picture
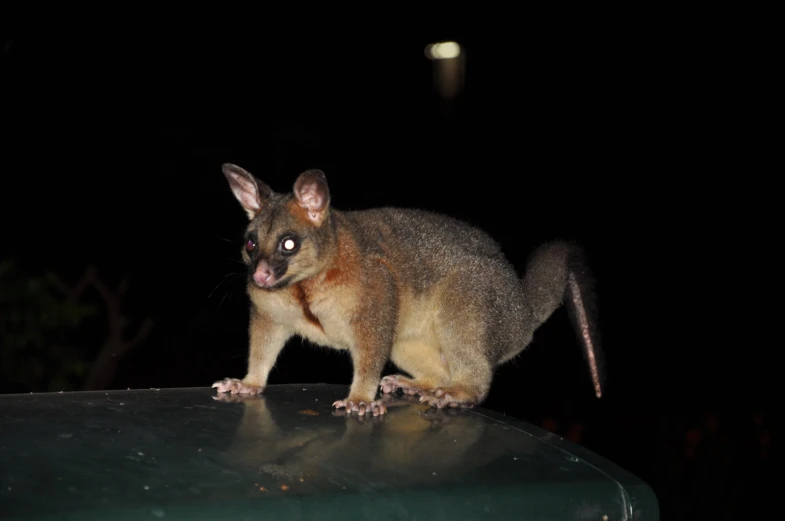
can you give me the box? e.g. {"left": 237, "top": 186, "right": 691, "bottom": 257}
{"left": 0, "top": 384, "right": 658, "bottom": 520}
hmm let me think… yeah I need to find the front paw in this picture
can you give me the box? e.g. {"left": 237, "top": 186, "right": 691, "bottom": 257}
{"left": 211, "top": 377, "right": 264, "bottom": 395}
{"left": 332, "top": 397, "right": 388, "bottom": 416}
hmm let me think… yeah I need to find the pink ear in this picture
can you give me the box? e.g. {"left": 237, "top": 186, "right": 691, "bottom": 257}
{"left": 222, "top": 163, "right": 272, "bottom": 220}
{"left": 293, "top": 169, "right": 330, "bottom": 225}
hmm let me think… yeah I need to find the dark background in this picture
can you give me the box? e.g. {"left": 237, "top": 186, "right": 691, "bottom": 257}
{"left": 0, "top": 20, "right": 773, "bottom": 519}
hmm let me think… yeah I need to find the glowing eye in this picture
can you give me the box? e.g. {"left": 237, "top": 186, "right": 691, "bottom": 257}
{"left": 279, "top": 236, "right": 299, "bottom": 255}
{"left": 245, "top": 239, "right": 256, "bottom": 252}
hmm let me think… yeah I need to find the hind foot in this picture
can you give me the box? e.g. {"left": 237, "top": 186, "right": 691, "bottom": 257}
{"left": 379, "top": 374, "right": 432, "bottom": 396}
{"left": 419, "top": 386, "right": 478, "bottom": 409}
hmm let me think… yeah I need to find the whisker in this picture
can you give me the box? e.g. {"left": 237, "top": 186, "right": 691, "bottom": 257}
{"left": 217, "top": 288, "right": 234, "bottom": 309}
{"left": 208, "top": 272, "right": 244, "bottom": 300}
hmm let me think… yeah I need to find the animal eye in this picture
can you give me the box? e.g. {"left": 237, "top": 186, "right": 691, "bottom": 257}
{"left": 279, "top": 236, "right": 299, "bottom": 255}
{"left": 245, "top": 238, "right": 256, "bottom": 253}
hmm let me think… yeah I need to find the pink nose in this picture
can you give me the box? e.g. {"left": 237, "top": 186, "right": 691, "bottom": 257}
{"left": 253, "top": 261, "right": 274, "bottom": 286}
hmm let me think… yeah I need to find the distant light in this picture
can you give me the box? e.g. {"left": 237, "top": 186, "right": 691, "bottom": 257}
{"left": 425, "top": 41, "right": 461, "bottom": 60}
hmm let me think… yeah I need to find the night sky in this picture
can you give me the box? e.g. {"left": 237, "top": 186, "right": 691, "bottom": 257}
{"left": 0, "top": 23, "right": 773, "bottom": 518}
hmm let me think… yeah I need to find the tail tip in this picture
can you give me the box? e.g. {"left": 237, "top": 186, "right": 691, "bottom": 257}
{"left": 593, "top": 379, "right": 604, "bottom": 399}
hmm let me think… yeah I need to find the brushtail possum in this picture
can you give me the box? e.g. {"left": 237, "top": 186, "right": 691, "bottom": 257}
{"left": 213, "top": 163, "right": 605, "bottom": 415}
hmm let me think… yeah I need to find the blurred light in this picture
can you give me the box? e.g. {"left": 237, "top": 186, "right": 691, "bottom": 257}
{"left": 425, "top": 41, "right": 461, "bottom": 60}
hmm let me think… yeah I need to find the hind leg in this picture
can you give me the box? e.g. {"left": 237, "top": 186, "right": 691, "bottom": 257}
{"left": 383, "top": 340, "right": 451, "bottom": 396}
{"left": 418, "top": 280, "right": 497, "bottom": 409}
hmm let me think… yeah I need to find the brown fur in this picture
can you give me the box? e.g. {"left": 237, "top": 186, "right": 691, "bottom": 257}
{"left": 212, "top": 163, "right": 606, "bottom": 415}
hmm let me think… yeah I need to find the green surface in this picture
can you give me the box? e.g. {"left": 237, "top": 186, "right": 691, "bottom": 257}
{"left": 0, "top": 384, "right": 658, "bottom": 520}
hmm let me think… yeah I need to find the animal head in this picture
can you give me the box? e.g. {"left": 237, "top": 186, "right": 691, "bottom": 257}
{"left": 222, "top": 163, "right": 335, "bottom": 290}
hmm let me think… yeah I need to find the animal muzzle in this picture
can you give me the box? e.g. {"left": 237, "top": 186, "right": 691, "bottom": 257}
{"left": 253, "top": 259, "right": 277, "bottom": 288}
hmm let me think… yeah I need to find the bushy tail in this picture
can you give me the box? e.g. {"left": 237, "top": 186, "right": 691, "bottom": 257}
{"left": 521, "top": 241, "right": 606, "bottom": 398}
